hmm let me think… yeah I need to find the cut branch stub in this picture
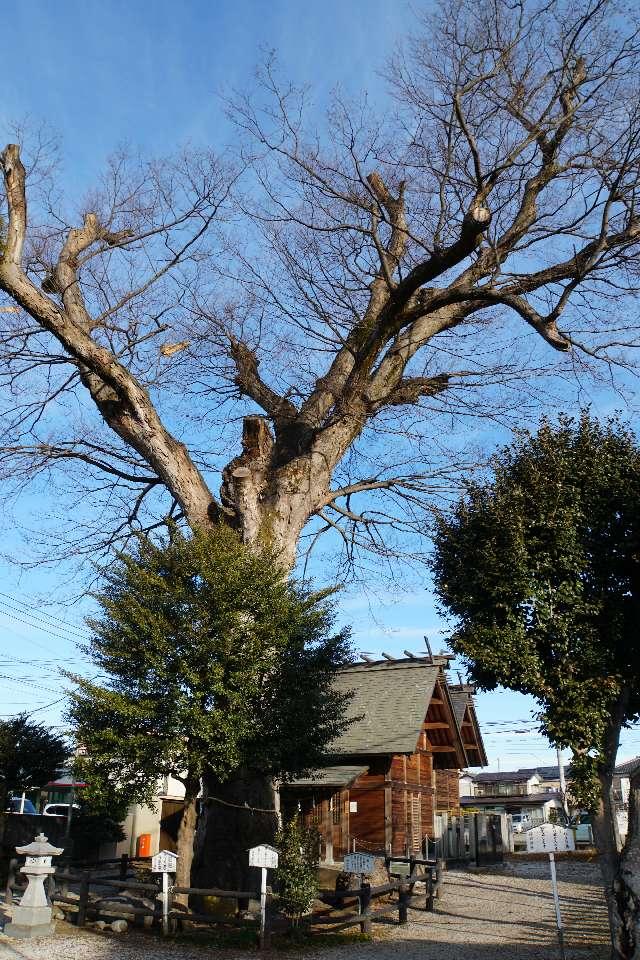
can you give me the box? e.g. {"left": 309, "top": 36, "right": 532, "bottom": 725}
{"left": 0, "top": 144, "right": 27, "bottom": 266}
{"left": 232, "top": 466, "right": 252, "bottom": 481}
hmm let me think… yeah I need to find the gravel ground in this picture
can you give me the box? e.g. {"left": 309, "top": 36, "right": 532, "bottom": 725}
{"left": 0, "top": 858, "right": 610, "bottom": 960}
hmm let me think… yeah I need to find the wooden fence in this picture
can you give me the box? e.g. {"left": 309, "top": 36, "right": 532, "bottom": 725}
{"left": 311, "top": 860, "right": 442, "bottom": 934}
{"left": 5, "top": 853, "right": 446, "bottom": 945}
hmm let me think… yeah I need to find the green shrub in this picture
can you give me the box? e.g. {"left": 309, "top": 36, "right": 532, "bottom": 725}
{"left": 274, "top": 817, "right": 320, "bottom": 926}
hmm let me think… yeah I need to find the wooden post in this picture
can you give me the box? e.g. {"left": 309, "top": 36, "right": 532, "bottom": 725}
{"left": 549, "top": 853, "right": 567, "bottom": 960}
{"left": 161, "top": 871, "right": 170, "bottom": 936}
{"left": 435, "top": 859, "right": 446, "bottom": 899}
{"left": 259, "top": 866, "right": 267, "bottom": 949}
{"left": 119, "top": 853, "right": 129, "bottom": 880}
{"left": 359, "top": 882, "right": 372, "bottom": 935}
{"left": 77, "top": 871, "right": 90, "bottom": 927}
{"left": 324, "top": 799, "right": 334, "bottom": 865}
{"left": 4, "top": 858, "right": 17, "bottom": 905}
{"left": 425, "top": 869, "right": 434, "bottom": 912}
{"left": 398, "top": 882, "right": 409, "bottom": 924}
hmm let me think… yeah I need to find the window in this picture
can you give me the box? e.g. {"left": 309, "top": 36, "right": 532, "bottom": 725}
{"left": 310, "top": 798, "right": 321, "bottom": 825}
{"left": 331, "top": 792, "right": 342, "bottom": 825}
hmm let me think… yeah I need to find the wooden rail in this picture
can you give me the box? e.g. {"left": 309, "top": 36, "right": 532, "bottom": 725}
{"left": 312, "top": 865, "right": 438, "bottom": 934}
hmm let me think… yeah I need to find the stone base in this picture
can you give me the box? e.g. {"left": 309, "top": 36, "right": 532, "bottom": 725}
{"left": 4, "top": 921, "right": 56, "bottom": 939}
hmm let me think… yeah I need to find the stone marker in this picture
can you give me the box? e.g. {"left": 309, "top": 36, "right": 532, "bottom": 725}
{"left": 4, "top": 833, "right": 64, "bottom": 939}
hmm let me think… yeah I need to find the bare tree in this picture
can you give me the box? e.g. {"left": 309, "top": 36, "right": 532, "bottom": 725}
{"left": 3, "top": 0, "right": 640, "bottom": 578}
{"left": 2, "top": 0, "right": 640, "bottom": 926}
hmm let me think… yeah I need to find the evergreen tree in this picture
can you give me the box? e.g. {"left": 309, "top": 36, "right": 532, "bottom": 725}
{"left": 430, "top": 414, "right": 640, "bottom": 958}
{"left": 68, "top": 524, "right": 352, "bottom": 890}
{"left": 0, "top": 715, "right": 67, "bottom": 809}
{"left": 274, "top": 817, "right": 320, "bottom": 927}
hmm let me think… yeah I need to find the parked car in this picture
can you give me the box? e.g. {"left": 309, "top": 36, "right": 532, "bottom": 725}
{"left": 5, "top": 797, "right": 37, "bottom": 814}
{"left": 511, "top": 813, "right": 532, "bottom": 833}
{"left": 43, "top": 803, "right": 80, "bottom": 817}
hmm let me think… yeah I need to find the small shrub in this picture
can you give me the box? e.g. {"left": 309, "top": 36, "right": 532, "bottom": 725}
{"left": 274, "top": 817, "right": 320, "bottom": 926}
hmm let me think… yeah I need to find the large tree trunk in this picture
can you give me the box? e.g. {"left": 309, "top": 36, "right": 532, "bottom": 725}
{"left": 590, "top": 697, "right": 640, "bottom": 960}
{"left": 192, "top": 768, "right": 279, "bottom": 894}
{"left": 191, "top": 416, "right": 330, "bottom": 891}
{"left": 613, "top": 770, "right": 640, "bottom": 959}
{"left": 174, "top": 781, "right": 200, "bottom": 905}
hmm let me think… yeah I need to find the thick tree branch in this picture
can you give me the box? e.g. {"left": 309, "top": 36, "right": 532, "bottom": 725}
{"left": 0, "top": 145, "right": 26, "bottom": 265}
{"left": 229, "top": 336, "right": 298, "bottom": 424}
{"left": 0, "top": 144, "right": 218, "bottom": 529}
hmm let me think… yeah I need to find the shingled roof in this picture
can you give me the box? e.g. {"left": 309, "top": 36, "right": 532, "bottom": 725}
{"left": 449, "top": 689, "right": 470, "bottom": 728}
{"left": 615, "top": 757, "right": 640, "bottom": 777}
{"left": 449, "top": 686, "right": 488, "bottom": 767}
{"left": 329, "top": 660, "right": 441, "bottom": 757}
{"left": 286, "top": 765, "right": 368, "bottom": 788}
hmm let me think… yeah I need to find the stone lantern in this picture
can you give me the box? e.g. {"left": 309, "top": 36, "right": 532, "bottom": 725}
{"left": 4, "top": 833, "right": 64, "bottom": 939}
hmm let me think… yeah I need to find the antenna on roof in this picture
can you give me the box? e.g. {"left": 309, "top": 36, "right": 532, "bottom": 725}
{"left": 424, "top": 635, "right": 433, "bottom": 659}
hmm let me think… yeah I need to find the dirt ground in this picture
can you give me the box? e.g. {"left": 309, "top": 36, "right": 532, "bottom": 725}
{"left": 0, "top": 858, "right": 610, "bottom": 960}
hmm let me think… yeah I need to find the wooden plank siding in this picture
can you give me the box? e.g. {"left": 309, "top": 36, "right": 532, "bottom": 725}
{"left": 348, "top": 774, "right": 386, "bottom": 853}
{"left": 435, "top": 768, "right": 461, "bottom": 813}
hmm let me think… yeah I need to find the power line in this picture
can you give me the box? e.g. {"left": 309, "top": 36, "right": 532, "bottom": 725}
{"left": 0, "top": 695, "right": 69, "bottom": 718}
{"left": 0, "top": 604, "right": 87, "bottom": 646}
{"left": 0, "top": 591, "right": 90, "bottom": 637}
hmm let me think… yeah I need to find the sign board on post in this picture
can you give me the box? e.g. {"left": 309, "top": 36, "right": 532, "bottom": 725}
{"left": 151, "top": 850, "right": 179, "bottom": 873}
{"left": 525, "top": 824, "right": 575, "bottom": 854}
{"left": 525, "top": 825, "right": 571, "bottom": 960}
{"left": 249, "top": 844, "right": 279, "bottom": 869}
{"left": 249, "top": 844, "right": 279, "bottom": 949}
{"left": 151, "top": 850, "right": 178, "bottom": 936}
{"left": 343, "top": 852, "right": 376, "bottom": 875}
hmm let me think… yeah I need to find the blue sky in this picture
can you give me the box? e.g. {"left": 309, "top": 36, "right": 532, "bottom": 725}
{"left": 1, "top": 0, "right": 639, "bottom": 771}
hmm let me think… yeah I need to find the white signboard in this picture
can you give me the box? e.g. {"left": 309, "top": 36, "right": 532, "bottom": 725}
{"left": 151, "top": 850, "right": 178, "bottom": 873}
{"left": 249, "top": 843, "right": 279, "bottom": 869}
{"left": 343, "top": 851, "right": 376, "bottom": 874}
{"left": 526, "top": 823, "right": 575, "bottom": 854}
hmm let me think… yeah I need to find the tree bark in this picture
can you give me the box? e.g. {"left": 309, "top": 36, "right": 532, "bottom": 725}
{"left": 174, "top": 782, "right": 200, "bottom": 905}
{"left": 192, "top": 768, "right": 278, "bottom": 894}
{"left": 590, "top": 696, "right": 640, "bottom": 960}
{"left": 614, "top": 770, "right": 640, "bottom": 959}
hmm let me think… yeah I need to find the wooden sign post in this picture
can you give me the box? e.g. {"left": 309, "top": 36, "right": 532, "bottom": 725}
{"left": 151, "top": 849, "right": 178, "bottom": 935}
{"left": 525, "top": 824, "right": 575, "bottom": 960}
{"left": 249, "top": 843, "right": 279, "bottom": 949}
{"left": 343, "top": 851, "right": 376, "bottom": 923}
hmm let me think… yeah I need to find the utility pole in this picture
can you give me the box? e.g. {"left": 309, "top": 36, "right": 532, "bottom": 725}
{"left": 556, "top": 747, "right": 569, "bottom": 820}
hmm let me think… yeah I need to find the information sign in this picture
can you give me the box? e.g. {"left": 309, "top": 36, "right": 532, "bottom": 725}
{"left": 525, "top": 824, "right": 575, "bottom": 854}
{"left": 151, "top": 850, "right": 178, "bottom": 873}
{"left": 343, "top": 851, "right": 376, "bottom": 874}
{"left": 249, "top": 845, "right": 279, "bottom": 949}
{"left": 249, "top": 844, "right": 279, "bottom": 869}
{"left": 525, "top": 824, "right": 572, "bottom": 960}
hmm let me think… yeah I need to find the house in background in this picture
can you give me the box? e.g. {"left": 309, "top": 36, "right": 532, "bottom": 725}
{"left": 282, "top": 656, "right": 487, "bottom": 861}
{"left": 460, "top": 768, "right": 563, "bottom": 823}
{"left": 613, "top": 757, "right": 639, "bottom": 841}
{"left": 613, "top": 757, "right": 639, "bottom": 807}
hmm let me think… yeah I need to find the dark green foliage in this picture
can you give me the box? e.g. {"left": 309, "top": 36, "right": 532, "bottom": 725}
{"left": 68, "top": 524, "right": 353, "bottom": 811}
{"left": 0, "top": 715, "right": 68, "bottom": 807}
{"left": 274, "top": 817, "right": 320, "bottom": 923}
{"left": 430, "top": 414, "right": 640, "bottom": 808}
